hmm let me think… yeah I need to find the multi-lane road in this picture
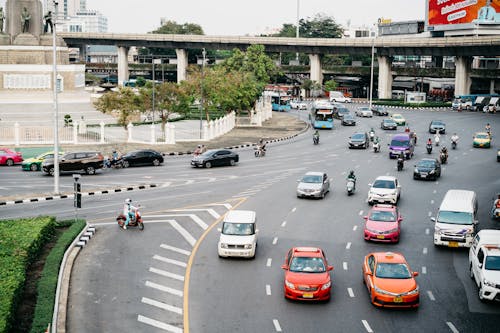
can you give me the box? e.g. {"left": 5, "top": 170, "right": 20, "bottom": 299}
{"left": 1, "top": 106, "right": 499, "bottom": 332}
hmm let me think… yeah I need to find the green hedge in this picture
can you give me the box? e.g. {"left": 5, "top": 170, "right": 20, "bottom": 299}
{"left": 374, "top": 100, "right": 452, "bottom": 108}
{"left": 29, "top": 219, "right": 86, "bottom": 333}
{"left": 0, "top": 217, "right": 56, "bottom": 333}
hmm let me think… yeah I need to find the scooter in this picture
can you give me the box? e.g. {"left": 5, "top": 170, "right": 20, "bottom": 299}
{"left": 373, "top": 141, "right": 380, "bottom": 153}
{"left": 346, "top": 179, "right": 356, "bottom": 196}
{"left": 426, "top": 143, "right": 433, "bottom": 154}
{"left": 440, "top": 151, "right": 448, "bottom": 164}
{"left": 254, "top": 147, "right": 266, "bottom": 157}
{"left": 117, "top": 209, "right": 144, "bottom": 230}
{"left": 451, "top": 140, "right": 457, "bottom": 150}
{"left": 313, "top": 135, "right": 319, "bottom": 145}
{"left": 434, "top": 136, "right": 440, "bottom": 146}
{"left": 397, "top": 156, "right": 404, "bottom": 171}
{"left": 492, "top": 199, "right": 500, "bottom": 220}
{"left": 369, "top": 131, "right": 375, "bottom": 142}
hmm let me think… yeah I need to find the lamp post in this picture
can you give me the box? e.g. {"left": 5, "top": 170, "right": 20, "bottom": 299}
{"left": 152, "top": 58, "right": 161, "bottom": 140}
{"left": 52, "top": 0, "right": 60, "bottom": 194}
{"left": 200, "top": 48, "right": 206, "bottom": 139}
{"left": 295, "top": 0, "right": 300, "bottom": 63}
{"left": 369, "top": 34, "right": 375, "bottom": 109}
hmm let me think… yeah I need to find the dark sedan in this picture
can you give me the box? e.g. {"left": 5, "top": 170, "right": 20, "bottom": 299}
{"left": 341, "top": 114, "right": 356, "bottom": 126}
{"left": 381, "top": 118, "right": 398, "bottom": 130}
{"left": 191, "top": 149, "right": 239, "bottom": 168}
{"left": 348, "top": 132, "right": 369, "bottom": 149}
{"left": 428, "top": 120, "right": 446, "bottom": 134}
{"left": 122, "top": 149, "right": 164, "bottom": 167}
{"left": 413, "top": 158, "right": 441, "bottom": 180}
{"left": 371, "top": 105, "right": 389, "bottom": 116}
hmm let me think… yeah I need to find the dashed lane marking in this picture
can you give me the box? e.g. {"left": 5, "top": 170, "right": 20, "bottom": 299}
{"left": 346, "top": 242, "right": 352, "bottom": 249}
{"left": 423, "top": 247, "right": 428, "bottom": 254}
{"left": 431, "top": 200, "right": 435, "bottom": 204}
{"left": 427, "top": 290, "right": 436, "bottom": 301}
{"left": 425, "top": 228, "right": 430, "bottom": 235}
{"left": 160, "top": 244, "right": 191, "bottom": 256}
{"left": 353, "top": 225, "right": 358, "bottom": 231}
{"left": 137, "top": 315, "right": 182, "bottom": 333}
{"left": 343, "top": 262, "right": 348, "bottom": 270}
{"left": 281, "top": 221, "right": 287, "bottom": 227}
{"left": 433, "top": 190, "right": 437, "bottom": 194}
{"left": 141, "top": 297, "right": 183, "bottom": 314}
{"left": 266, "top": 285, "right": 271, "bottom": 295}
{"left": 362, "top": 320, "right": 373, "bottom": 333}
{"left": 273, "top": 319, "right": 282, "bottom": 332}
{"left": 153, "top": 255, "right": 187, "bottom": 268}
{"left": 359, "top": 210, "right": 364, "bottom": 216}
{"left": 149, "top": 267, "right": 185, "bottom": 281}
{"left": 422, "top": 266, "right": 427, "bottom": 274}
{"left": 292, "top": 207, "right": 297, "bottom": 213}
{"left": 145, "top": 280, "right": 183, "bottom": 297}
{"left": 348, "top": 288, "right": 355, "bottom": 297}
{"left": 428, "top": 211, "right": 432, "bottom": 217}
{"left": 266, "top": 258, "right": 272, "bottom": 267}
{"left": 273, "top": 237, "right": 278, "bottom": 245}
{"left": 446, "top": 322, "right": 459, "bottom": 333}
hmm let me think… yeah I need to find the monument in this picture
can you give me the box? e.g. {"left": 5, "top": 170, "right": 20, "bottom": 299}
{"left": 0, "top": 0, "right": 84, "bottom": 91}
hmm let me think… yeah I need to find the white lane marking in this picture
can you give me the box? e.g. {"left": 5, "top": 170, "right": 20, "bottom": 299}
{"left": 431, "top": 200, "right": 435, "bottom": 204}
{"left": 149, "top": 267, "right": 184, "bottom": 281}
{"left": 427, "top": 290, "right": 436, "bottom": 301}
{"left": 433, "top": 189, "right": 437, "bottom": 194}
{"left": 428, "top": 211, "right": 432, "bottom": 217}
{"left": 353, "top": 225, "right": 358, "bottom": 231}
{"left": 272, "top": 237, "right": 278, "bottom": 245}
{"left": 146, "top": 214, "right": 208, "bottom": 230}
{"left": 160, "top": 244, "right": 191, "bottom": 256}
{"left": 184, "top": 180, "right": 195, "bottom": 185}
{"left": 281, "top": 221, "right": 287, "bottom": 227}
{"left": 423, "top": 247, "right": 428, "bottom": 254}
{"left": 267, "top": 258, "right": 272, "bottom": 267}
{"left": 273, "top": 319, "right": 282, "bottom": 332}
{"left": 137, "top": 315, "right": 182, "bottom": 333}
{"left": 355, "top": 164, "right": 360, "bottom": 169}
{"left": 348, "top": 288, "right": 355, "bottom": 297}
{"left": 343, "top": 262, "right": 348, "bottom": 270}
{"left": 362, "top": 320, "right": 373, "bottom": 333}
{"left": 145, "top": 281, "right": 183, "bottom": 297}
{"left": 358, "top": 210, "right": 364, "bottom": 216}
{"left": 161, "top": 182, "right": 172, "bottom": 188}
{"left": 141, "top": 297, "right": 183, "bottom": 314}
{"left": 266, "top": 284, "right": 272, "bottom": 295}
{"left": 170, "top": 208, "right": 220, "bottom": 219}
{"left": 425, "top": 228, "right": 430, "bottom": 235}
{"left": 341, "top": 171, "right": 347, "bottom": 175}
{"left": 446, "top": 322, "right": 460, "bottom": 333}
{"left": 422, "top": 266, "right": 427, "bottom": 274}
{"left": 153, "top": 255, "right": 187, "bottom": 268}
{"left": 346, "top": 242, "right": 352, "bottom": 249}
{"left": 292, "top": 207, "right": 297, "bottom": 213}
{"left": 168, "top": 220, "right": 197, "bottom": 247}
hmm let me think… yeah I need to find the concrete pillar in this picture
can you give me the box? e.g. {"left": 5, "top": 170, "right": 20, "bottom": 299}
{"left": 150, "top": 124, "right": 156, "bottom": 144}
{"left": 100, "top": 122, "right": 105, "bottom": 143}
{"left": 203, "top": 122, "right": 209, "bottom": 140}
{"left": 377, "top": 55, "right": 393, "bottom": 99}
{"left": 73, "top": 121, "right": 78, "bottom": 144}
{"left": 166, "top": 124, "right": 175, "bottom": 144}
{"left": 308, "top": 54, "right": 323, "bottom": 85}
{"left": 454, "top": 56, "right": 472, "bottom": 96}
{"left": 14, "top": 122, "right": 20, "bottom": 146}
{"left": 127, "top": 122, "right": 133, "bottom": 142}
{"left": 175, "top": 49, "right": 188, "bottom": 83}
{"left": 490, "top": 79, "right": 496, "bottom": 94}
{"left": 117, "top": 46, "right": 130, "bottom": 86}
{"left": 433, "top": 56, "right": 443, "bottom": 68}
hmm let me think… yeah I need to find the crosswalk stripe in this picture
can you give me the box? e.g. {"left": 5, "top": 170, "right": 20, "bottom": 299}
{"left": 160, "top": 244, "right": 191, "bottom": 256}
{"left": 145, "top": 280, "right": 183, "bottom": 297}
{"left": 168, "top": 220, "right": 197, "bottom": 246}
{"left": 149, "top": 267, "right": 184, "bottom": 281}
{"left": 137, "top": 315, "right": 182, "bottom": 333}
{"left": 146, "top": 214, "right": 208, "bottom": 230}
{"left": 153, "top": 255, "right": 187, "bottom": 268}
{"left": 142, "top": 297, "right": 183, "bottom": 314}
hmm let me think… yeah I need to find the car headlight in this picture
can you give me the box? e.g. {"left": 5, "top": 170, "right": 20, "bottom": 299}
{"left": 429, "top": 170, "right": 435, "bottom": 174}
{"left": 465, "top": 227, "right": 474, "bottom": 236}
{"left": 414, "top": 168, "right": 419, "bottom": 173}
{"left": 483, "top": 279, "right": 496, "bottom": 288}
{"left": 285, "top": 280, "right": 295, "bottom": 289}
{"left": 220, "top": 243, "right": 228, "bottom": 249}
{"left": 404, "top": 287, "right": 419, "bottom": 296}
{"left": 321, "top": 281, "right": 331, "bottom": 290}
{"left": 374, "top": 285, "right": 391, "bottom": 295}
{"left": 244, "top": 244, "right": 253, "bottom": 249}
{"left": 387, "top": 228, "right": 399, "bottom": 234}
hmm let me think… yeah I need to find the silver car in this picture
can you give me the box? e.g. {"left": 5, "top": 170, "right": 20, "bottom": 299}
{"left": 296, "top": 171, "right": 330, "bottom": 199}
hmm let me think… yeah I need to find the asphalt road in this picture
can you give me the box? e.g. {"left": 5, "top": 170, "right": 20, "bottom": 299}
{"left": 2, "top": 106, "right": 500, "bottom": 333}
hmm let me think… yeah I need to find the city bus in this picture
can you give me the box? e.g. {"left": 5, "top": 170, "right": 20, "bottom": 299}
{"left": 270, "top": 93, "right": 291, "bottom": 112}
{"left": 310, "top": 100, "right": 334, "bottom": 129}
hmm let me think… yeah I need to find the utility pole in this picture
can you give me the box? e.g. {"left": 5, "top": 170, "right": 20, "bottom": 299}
{"left": 52, "top": 0, "right": 60, "bottom": 194}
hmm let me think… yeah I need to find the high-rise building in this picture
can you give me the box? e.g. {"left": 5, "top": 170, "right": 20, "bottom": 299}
{"left": 43, "top": 0, "right": 107, "bottom": 33}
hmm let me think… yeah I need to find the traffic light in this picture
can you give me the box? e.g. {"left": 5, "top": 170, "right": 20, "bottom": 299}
{"left": 74, "top": 182, "right": 81, "bottom": 193}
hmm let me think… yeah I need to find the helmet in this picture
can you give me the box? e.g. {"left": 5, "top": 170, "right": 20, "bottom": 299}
{"left": 349, "top": 170, "right": 354, "bottom": 176}
{"left": 125, "top": 198, "right": 132, "bottom": 204}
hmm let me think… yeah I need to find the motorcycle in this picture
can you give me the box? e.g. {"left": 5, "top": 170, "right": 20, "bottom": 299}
{"left": 434, "top": 136, "right": 440, "bottom": 146}
{"left": 451, "top": 140, "right": 457, "bottom": 150}
{"left": 492, "top": 198, "right": 500, "bottom": 220}
{"left": 440, "top": 151, "right": 448, "bottom": 164}
{"left": 254, "top": 146, "right": 266, "bottom": 157}
{"left": 313, "top": 135, "right": 319, "bottom": 145}
{"left": 346, "top": 179, "right": 356, "bottom": 196}
{"left": 117, "top": 209, "right": 144, "bottom": 230}
{"left": 373, "top": 141, "right": 380, "bottom": 153}
{"left": 369, "top": 131, "right": 375, "bottom": 142}
{"left": 397, "top": 156, "right": 404, "bottom": 171}
{"left": 104, "top": 157, "right": 123, "bottom": 169}
{"left": 426, "top": 143, "right": 433, "bottom": 154}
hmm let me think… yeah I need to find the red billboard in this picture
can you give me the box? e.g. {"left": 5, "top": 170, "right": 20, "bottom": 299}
{"left": 427, "top": 0, "right": 500, "bottom": 29}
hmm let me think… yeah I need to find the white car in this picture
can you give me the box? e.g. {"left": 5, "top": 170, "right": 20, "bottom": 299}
{"left": 367, "top": 176, "right": 401, "bottom": 205}
{"left": 329, "top": 91, "right": 352, "bottom": 103}
{"left": 356, "top": 107, "right": 373, "bottom": 117}
{"left": 296, "top": 171, "right": 330, "bottom": 199}
{"left": 290, "top": 100, "right": 308, "bottom": 110}
{"left": 218, "top": 210, "right": 258, "bottom": 258}
{"left": 469, "top": 230, "right": 500, "bottom": 302}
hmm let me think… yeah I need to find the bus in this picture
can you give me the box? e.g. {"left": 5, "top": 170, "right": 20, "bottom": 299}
{"left": 310, "top": 100, "right": 334, "bottom": 129}
{"left": 270, "top": 93, "right": 291, "bottom": 112}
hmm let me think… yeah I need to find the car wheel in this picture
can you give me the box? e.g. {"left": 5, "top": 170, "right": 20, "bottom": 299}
{"left": 205, "top": 162, "right": 212, "bottom": 168}
{"left": 229, "top": 159, "right": 236, "bottom": 166}
{"left": 122, "top": 160, "right": 130, "bottom": 168}
{"left": 49, "top": 167, "right": 55, "bottom": 176}
{"left": 321, "top": 191, "right": 325, "bottom": 199}
{"left": 152, "top": 159, "right": 160, "bottom": 166}
{"left": 479, "top": 284, "right": 486, "bottom": 302}
{"left": 469, "top": 263, "right": 474, "bottom": 280}
{"left": 6, "top": 159, "right": 14, "bottom": 166}
{"left": 30, "top": 163, "right": 38, "bottom": 171}
{"left": 86, "top": 166, "right": 96, "bottom": 175}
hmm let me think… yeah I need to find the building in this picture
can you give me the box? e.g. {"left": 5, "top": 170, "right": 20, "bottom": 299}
{"left": 43, "top": 0, "right": 108, "bottom": 33}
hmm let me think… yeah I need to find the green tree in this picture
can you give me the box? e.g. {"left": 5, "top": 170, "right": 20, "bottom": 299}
{"left": 93, "top": 87, "right": 143, "bottom": 129}
{"left": 324, "top": 79, "right": 338, "bottom": 92}
{"left": 222, "top": 45, "right": 281, "bottom": 83}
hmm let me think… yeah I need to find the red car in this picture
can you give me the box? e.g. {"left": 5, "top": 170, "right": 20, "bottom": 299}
{"left": 363, "top": 204, "right": 402, "bottom": 243}
{"left": 0, "top": 148, "right": 23, "bottom": 166}
{"left": 281, "top": 247, "right": 333, "bottom": 301}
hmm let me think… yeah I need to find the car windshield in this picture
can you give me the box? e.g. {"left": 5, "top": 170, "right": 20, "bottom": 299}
{"left": 369, "top": 210, "right": 396, "bottom": 222}
{"left": 338, "top": 108, "right": 349, "bottom": 114}
{"left": 437, "top": 211, "right": 473, "bottom": 225}
{"left": 222, "top": 222, "right": 254, "bottom": 235}
{"left": 393, "top": 115, "right": 402, "bottom": 119}
{"left": 476, "top": 134, "right": 489, "bottom": 139}
{"left": 391, "top": 139, "right": 410, "bottom": 147}
{"left": 38, "top": 153, "right": 54, "bottom": 159}
{"left": 485, "top": 256, "right": 500, "bottom": 271}
{"left": 301, "top": 175, "right": 322, "bottom": 183}
{"left": 289, "top": 256, "right": 326, "bottom": 273}
{"left": 432, "top": 121, "right": 444, "bottom": 126}
{"left": 373, "top": 180, "right": 396, "bottom": 189}
{"left": 352, "top": 133, "right": 365, "bottom": 140}
{"left": 417, "top": 160, "right": 435, "bottom": 168}
{"left": 384, "top": 120, "right": 395, "bottom": 124}
{"left": 375, "top": 263, "right": 411, "bottom": 279}
{"left": 359, "top": 107, "right": 369, "bottom": 111}
{"left": 200, "top": 150, "right": 216, "bottom": 157}
{"left": 344, "top": 115, "right": 353, "bottom": 120}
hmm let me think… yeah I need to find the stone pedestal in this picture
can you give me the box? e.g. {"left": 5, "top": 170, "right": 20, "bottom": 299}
{"left": 0, "top": 33, "right": 10, "bottom": 45}
{"left": 13, "top": 32, "right": 38, "bottom": 45}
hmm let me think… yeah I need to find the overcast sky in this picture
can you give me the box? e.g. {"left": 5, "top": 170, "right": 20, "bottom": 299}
{"left": 83, "top": 0, "right": 426, "bottom": 35}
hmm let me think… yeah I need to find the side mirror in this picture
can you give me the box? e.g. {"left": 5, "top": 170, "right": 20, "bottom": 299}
{"left": 474, "top": 220, "right": 479, "bottom": 225}
{"left": 430, "top": 217, "right": 436, "bottom": 222}
{"left": 413, "top": 271, "right": 419, "bottom": 277}
{"left": 327, "top": 265, "right": 334, "bottom": 271}
{"left": 363, "top": 216, "right": 368, "bottom": 220}
{"left": 368, "top": 183, "right": 372, "bottom": 187}
{"left": 255, "top": 229, "right": 259, "bottom": 233}
{"left": 281, "top": 264, "right": 287, "bottom": 270}
{"left": 365, "top": 271, "right": 373, "bottom": 276}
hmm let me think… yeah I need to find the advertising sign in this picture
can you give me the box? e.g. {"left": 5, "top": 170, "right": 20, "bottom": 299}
{"left": 427, "top": 0, "right": 500, "bottom": 30}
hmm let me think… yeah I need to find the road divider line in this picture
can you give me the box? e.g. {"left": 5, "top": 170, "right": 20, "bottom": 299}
{"left": 343, "top": 262, "right": 348, "bottom": 270}
{"left": 358, "top": 210, "right": 364, "bottom": 216}
{"left": 168, "top": 220, "right": 197, "bottom": 247}
{"left": 145, "top": 281, "right": 183, "bottom": 297}
{"left": 422, "top": 266, "right": 427, "bottom": 274}
{"left": 170, "top": 208, "right": 220, "bottom": 219}
{"left": 266, "top": 284, "right": 271, "bottom": 295}
{"left": 281, "top": 221, "right": 287, "bottom": 227}
{"left": 145, "top": 214, "right": 208, "bottom": 230}
{"left": 446, "top": 321, "right": 459, "bottom": 333}
{"left": 433, "top": 190, "right": 437, "bottom": 194}
{"left": 273, "top": 319, "right": 282, "bottom": 332}
{"left": 427, "top": 290, "right": 436, "bottom": 301}
{"left": 362, "top": 320, "right": 373, "bottom": 333}
{"left": 431, "top": 200, "right": 435, "bottom": 204}
{"left": 353, "top": 225, "right": 358, "bottom": 231}
{"left": 142, "top": 297, "right": 183, "bottom": 314}
{"left": 160, "top": 244, "right": 191, "bottom": 256}
{"left": 137, "top": 315, "right": 182, "bottom": 333}
{"left": 428, "top": 211, "right": 432, "bottom": 217}
{"left": 266, "top": 258, "right": 272, "bottom": 267}
{"left": 292, "top": 207, "right": 297, "bottom": 213}
{"left": 149, "top": 267, "right": 184, "bottom": 281}
{"left": 273, "top": 237, "right": 278, "bottom": 245}
{"left": 425, "top": 228, "right": 430, "bottom": 235}
{"left": 153, "top": 255, "right": 187, "bottom": 268}
{"left": 348, "top": 288, "right": 355, "bottom": 298}
{"left": 346, "top": 242, "right": 352, "bottom": 249}
{"left": 423, "top": 247, "right": 428, "bottom": 254}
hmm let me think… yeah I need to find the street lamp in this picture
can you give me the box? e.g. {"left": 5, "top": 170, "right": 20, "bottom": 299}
{"left": 152, "top": 58, "right": 161, "bottom": 140}
{"left": 295, "top": 0, "right": 300, "bottom": 62}
{"left": 369, "top": 33, "right": 375, "bottom": 109}
{"left": 200, "top": 48, "right": 206, "bottom": 139}
{"left": 52, "top": 0, "right": 60, "bottom": 194}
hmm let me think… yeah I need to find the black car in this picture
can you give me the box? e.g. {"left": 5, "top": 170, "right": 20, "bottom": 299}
{"left": 341, "top": 113, "right": 356, "bottom": 126}
{"left": 413, "top": 158, "right": 441, "bottom": 180}
{"left": 371, "top": 105, "right": 389, "bottom": 116}
{"left": 348, "top": 132, "right": 369, "bottom": 149}
{"left": 381, "top": 118, "right": 398, "bottom": 130}
{"left": 334, "top": 105, "right": 350, "bottom": 119}
{"left": 122, "top": 149, "right": 164, "bottom": 167}
{"left": 428, "top": 120, "right": 446, "bottom": 134}
{"left": 191, "top": 149, "right": 239, "bottom": 168}
{"left": 42, "top": 151, "right": 104, "bottom": 176}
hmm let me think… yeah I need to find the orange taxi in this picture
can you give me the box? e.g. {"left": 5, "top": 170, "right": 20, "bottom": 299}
{"left": 281, "top": 247, "right": 333, "bottom": 301}
{"left": 362, "top": 252, "right": 419, "bottom": 308}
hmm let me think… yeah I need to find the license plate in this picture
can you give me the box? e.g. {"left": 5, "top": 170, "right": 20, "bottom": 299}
{"left": 394, "top": 296, "right": 403, "bottom": 303}
{"left": 322, "top": 126, "right": 326, "bottom": 128}
{"left": 303, "top": 293, "right": 314, "bottom": 298}
{"left": 448, "top": 241, "right": 459, "bottom": 248}
{"left": 377, "top": 235, "right": 385, "bottom": 239}
{"left": 421, "top": 174, "right": 427, "bottom": 178}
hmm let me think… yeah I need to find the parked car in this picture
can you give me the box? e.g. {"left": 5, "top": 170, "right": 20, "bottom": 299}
{"left": 390, "top": 113, "right": 406, "bottom": 126}
{"left": 21, "top": 151, "right": 63, "bottom": 171}
{"left": 380, "top": 119, "right": 398, "bottom": 130}
{"left": 281, "top": 247, "right": 334, "bottom": 301}
{"left": 355, "top": 107, "right": 373, "bottom": 118}
{"left": 367, "top": 176, "right": 401, "bottom": 205}
{"left": 122, "top": 149, "right": 164, "bottom": 167}
{"left": 473, "top": 132, "right": 491, "bottom": 148}
{"left": 362, "top": 252, "right": 419, "bottom": 308}
{"left": 371, "top": 105, "right": 389, "bottom": 116}
{"left": 191, "top": 149, "right": 239, "bottom": 168}
{"left": 0, "top": 148, "right": 23, "bottom": 166}
{"left": 413, "top": 158, "right": 441, "bottom": 180}
{"left": 348, "top": 132, "right": 369, "bottom": 149}
{"left": 428, "top": 120, "right": 446, "bottom": 134}
{"left": 42, "top": 151, "right": 104, "bottom": 176}
{"left": 341, "top": 113, "right": 356, "bottom": 126}
{"left": 363, "top": 204, "right": 403, "bottom": 243}
{"left": 296, "top": 171, "right": 330, "bottom": 199}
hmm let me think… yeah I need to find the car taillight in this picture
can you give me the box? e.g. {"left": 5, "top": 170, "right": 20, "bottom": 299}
{"left": 16, "top": 152, "right": 22, "bottom": 156}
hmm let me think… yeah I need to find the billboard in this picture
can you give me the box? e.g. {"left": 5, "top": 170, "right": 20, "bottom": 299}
{"left": 427, "top": 0, "right": 500, "bottom": 30}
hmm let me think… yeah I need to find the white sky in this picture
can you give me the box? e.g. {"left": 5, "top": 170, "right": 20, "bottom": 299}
{"left": 83, "top": 0, "right": 426, "bottom": 35}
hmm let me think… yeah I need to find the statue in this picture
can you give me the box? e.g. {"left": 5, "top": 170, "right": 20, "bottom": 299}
{"left": 43, "top": 11, "right": 53, "bottom": 33}
{"left": 21, "top": 7, "right": 31, "bottom": 33}
{"left": 0, "top": 7, "right": 4, "bottom": 33}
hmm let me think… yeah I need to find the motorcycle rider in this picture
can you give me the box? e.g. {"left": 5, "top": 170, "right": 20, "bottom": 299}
{"left": 451, "top": 133, "right": 459, "bottom": 147}
{"left": 313, "top": 130, "right": 320, "bottom": 144}
{"left": 411, "top": 131, "right": 417, "bottom": 145}
{"left": 397, "top": 151, "right": 405, "bottom": 170}
{"left": 123, "top": 198, "right": 137, "bottom": 230}
{"left": 111, "top": 149, "right": 120, "bottom": 167}
{"left": 373, "top": 136, "right": 380, "bottom": 152}
{"left": 434, "top": 132, "right": 441, "bottom": 146}
{"left": 369, "top": 127, "right": 375, "bottom": 141}
{"left": 485, "top": 123, "right": 491, "bottom": 137}
{"left": 346, "top": 170, "right": 356, "bottom": 190}
{"left": 193, "top": 145, "right": 202, "bottom": 156}
{"left": 258, "top": 139, "right": 267, "bottom": 153}
{"left": 440, "top": 146, "right": 448, "bottom": 162}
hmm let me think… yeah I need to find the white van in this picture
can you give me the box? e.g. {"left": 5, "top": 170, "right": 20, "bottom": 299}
{"left": 329, "top": 91, "right": 351, "bottom": 103}
{"left": 431, "top": 189, "right": 478, "bottom": 248}
{"left": 218, "top": 210, "right": 257, "bottom": 258}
